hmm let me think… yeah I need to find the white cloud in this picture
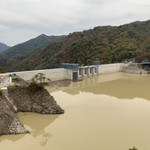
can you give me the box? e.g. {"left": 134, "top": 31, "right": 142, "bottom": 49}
{"left": 0, "top": 0, "right": 150, "bottom": 46}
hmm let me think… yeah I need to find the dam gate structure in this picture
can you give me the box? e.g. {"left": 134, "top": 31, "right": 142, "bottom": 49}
{"left": 61, "top": 62, "right": 100, "bottom": 81}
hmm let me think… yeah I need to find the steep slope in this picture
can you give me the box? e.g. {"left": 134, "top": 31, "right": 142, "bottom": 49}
{"left": 2, "top": 20, "right": 150, "bottom": 72}
{"left": 0, "top": 42, "right": 10, "bottom": 53}
{"left": 0, "top": 34, "right": 65, "bottom": 59}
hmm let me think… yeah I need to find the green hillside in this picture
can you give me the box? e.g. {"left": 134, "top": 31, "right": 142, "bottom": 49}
{"left": 0, "top": 42, "right": 10, "bottom": 54}
{"left": 0, "top": 34, "right": 65, "bottom": 59}
{"left": 2, "top": 20, "right": 150, "bottom": 72}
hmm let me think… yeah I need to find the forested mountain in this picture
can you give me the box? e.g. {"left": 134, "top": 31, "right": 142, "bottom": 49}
{"left": 0, "top": 34, "right": 65, "bottom": 59}
{"left": 0, "top": 42, "right": 10, "bottom": 54}
{"left": 1, "top": 20, "right": 150, "bottom": 72}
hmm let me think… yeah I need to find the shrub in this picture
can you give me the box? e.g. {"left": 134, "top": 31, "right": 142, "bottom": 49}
{"left": 28, "top": 82, "right": 48, "bottom": 93}
{"left": 28, "top": 73, "right": 49, "bottom": 93}
{"left": 32, "top": 73, "right": 46, "bottom": 83}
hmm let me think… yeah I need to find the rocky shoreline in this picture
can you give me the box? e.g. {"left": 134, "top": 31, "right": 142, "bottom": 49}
{"left": 0, "top": 79, "right": 64, "bottom": 136}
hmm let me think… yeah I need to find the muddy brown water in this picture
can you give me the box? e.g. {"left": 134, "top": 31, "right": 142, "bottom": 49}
{"left": 0, "top": 72, "right": 150, "bottom": 150}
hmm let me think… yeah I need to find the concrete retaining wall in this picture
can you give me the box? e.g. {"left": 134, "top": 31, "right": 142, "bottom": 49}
{"left": 1, "top": 63, "right": 139, "bottom": 82}
{"left": 2, "top": 68, "right": 68, "bottom": 81}
{"left": 99, "top": 63, "right": 122, "bottom": 74}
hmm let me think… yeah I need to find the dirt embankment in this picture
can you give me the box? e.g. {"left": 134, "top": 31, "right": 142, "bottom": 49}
{"left": 0, "top": 80, "right": 64, "bottom": 136}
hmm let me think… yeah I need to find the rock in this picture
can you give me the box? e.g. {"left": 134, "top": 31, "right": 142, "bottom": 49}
{"left": 8, "top": 87, "right": 64, "bottom": 114}
{"left": 9, "top": 118, "right": 29, "bottom": 134}
{"left": 0, "top": 86, "right": 64, "bottom": 136}
{"left": 0, "top": 96, "right": 28, "bottom": 135}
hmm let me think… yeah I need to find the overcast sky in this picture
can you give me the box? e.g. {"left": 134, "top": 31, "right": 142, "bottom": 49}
{"left": 0, "top": 0, "right": 150, "bottom": 46}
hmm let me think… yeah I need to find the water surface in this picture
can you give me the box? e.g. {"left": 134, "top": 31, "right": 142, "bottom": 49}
{"left": 1, "top": 73, "right": 150, "bottom": 150}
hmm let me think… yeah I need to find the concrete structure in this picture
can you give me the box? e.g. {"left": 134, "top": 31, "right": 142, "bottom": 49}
{"left": 78, "top": 65, "right": 99, "bottom": 79}
{"left": 61, "top": 63, "right": 101, "bottom": 81}
{"left": 121, "top": 63, "right": 146, "bottom": 74}
{"left": 140, "top": 62, "right": 150, "bottom": 73}
{"left": 0, "top": 63, "right": 146, "bottom": 87}
{"left": 1, "top": 68, "right": 68, "bottom": 82}
{"left": 99, "top": 63, "right": 122, "bottom": 74}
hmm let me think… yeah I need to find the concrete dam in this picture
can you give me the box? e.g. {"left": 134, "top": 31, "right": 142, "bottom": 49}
{"left": 0, "top": 62, "right": 148, "bottom": 88}
{"left": 0, "top": 63, "right": 121, "bottom": 83}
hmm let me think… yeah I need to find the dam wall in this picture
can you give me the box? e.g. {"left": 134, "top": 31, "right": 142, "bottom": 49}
{"left": 1, "top": 63, "right": 144, "bottom": 83}
{"left": 1, "top": 63, "right": 123, "bottom": 82}
{"left": 1, "top": 68, "right": 68, "bottom": 81}
{"left": 99, "top": 63, "right": 122, "bottom": 74}
{"left": 16, "top": 68, "right": 68, "bottom": 81}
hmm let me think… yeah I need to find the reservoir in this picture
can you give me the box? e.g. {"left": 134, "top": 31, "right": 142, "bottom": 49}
{"left": 0, "top": 72, "right": 150, "bottom": 150}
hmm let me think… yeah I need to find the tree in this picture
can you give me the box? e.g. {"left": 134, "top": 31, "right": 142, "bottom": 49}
{"left": 28, "top": 73, "right": 50, "bottom": 93}
{"left": 32, "top": 73, "right": 46, "bottom": 84}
